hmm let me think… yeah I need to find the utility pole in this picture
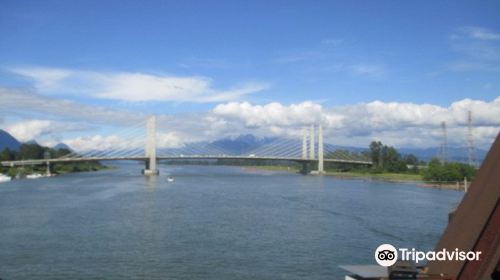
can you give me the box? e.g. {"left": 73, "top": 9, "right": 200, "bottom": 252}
{"left": 467, "top": 110, "right": 476, "bottom": 167}
{"left": 441, "top": 121, "right": 448, "bottom": 163}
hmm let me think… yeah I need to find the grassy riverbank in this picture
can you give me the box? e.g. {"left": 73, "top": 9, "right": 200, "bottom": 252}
{"left": 244, "top": 165, "right": 301, "bottom": 172}
{"left": 246, "top": 165, "right": 464, "bottom": 190}
{"left": 325, "top": 171, "right": 422, "bottom": 182}
{"left": 247, "top": 165, "right": 421, "bottom": 181}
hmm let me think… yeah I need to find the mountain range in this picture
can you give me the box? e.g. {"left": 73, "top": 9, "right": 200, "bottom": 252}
{"left": 0, "top": 129, "right": 21, "bottom": 150}
{"left": 0, "top": 129, "right": 70, "bottom": 152}
{"left": 53, "top": 142, "right": 72, "bottom": 151}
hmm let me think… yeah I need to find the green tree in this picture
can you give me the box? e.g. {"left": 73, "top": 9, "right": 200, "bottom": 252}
{"left": 403, "top": 154, "right": 419, "bottom": 173}
{"left": 368, "top": 141, "right": 409, "bottom": 173}
{"left": 1, "top": 148, "right": 15, "bottom": 161}
{"left": 18, "top": 143, "right": 46, "bottom": 160}
{"left": 403, "top": 154, "right": 418, "bottom": 165}
{"left": 384, "top": 147, "right": 408, "bottom": 173}
{"left": 369, "top": 141, "right": 383, "bottom": 168}
{"left": 423, "top": 158, "right": 476, "bottom": 182}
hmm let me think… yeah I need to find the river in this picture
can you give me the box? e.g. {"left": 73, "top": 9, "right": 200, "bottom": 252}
{"left": 0, "top": 163, "right": 463, "bottom": 279}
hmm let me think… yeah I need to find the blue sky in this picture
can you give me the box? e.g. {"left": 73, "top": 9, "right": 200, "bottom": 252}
{"left": 1, "top": 0, "right": 499, "bottom": 150}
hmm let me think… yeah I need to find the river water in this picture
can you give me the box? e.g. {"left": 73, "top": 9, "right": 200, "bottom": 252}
{"left": 0, "top": 163, "right": 463, "bottom": 279}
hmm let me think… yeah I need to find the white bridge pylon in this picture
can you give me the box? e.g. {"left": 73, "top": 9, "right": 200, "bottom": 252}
{"left": 301, "top": 124, "right": 325, "bottom": 174}
{"left": 143, "top": 116, "right": 159, "bottom": 175}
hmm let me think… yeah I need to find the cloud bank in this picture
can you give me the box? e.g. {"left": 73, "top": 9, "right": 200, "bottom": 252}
{"left": 4, "top": 119, "right": 83, "bottom": 142}
{"left": 1, "top": 87, "right": 498, "bottom": 151}
{"left": 9, "top": 66, "right": 270, "bottom": 102}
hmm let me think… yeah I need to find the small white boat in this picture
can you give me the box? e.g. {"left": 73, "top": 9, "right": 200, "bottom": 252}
{"left": 167, "top": 176, "right": 174, "bottom": 182}
{"left": 26, "top": 173, "right": 44, "bottom": 179}
{"left": 0, "top": 174, "right": 11, "bottom": 183}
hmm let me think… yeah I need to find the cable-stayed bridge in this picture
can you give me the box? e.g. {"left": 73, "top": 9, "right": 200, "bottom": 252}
{"left": 1, "top": 117, "right": 372, "bottom": 175}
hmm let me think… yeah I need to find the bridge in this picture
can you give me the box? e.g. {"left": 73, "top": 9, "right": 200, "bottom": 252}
{"left": 1, "top": 117, "right": 372, "bottom": 175}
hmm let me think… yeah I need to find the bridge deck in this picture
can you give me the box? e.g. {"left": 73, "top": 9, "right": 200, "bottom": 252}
{"left": 1, "top": 156, "right": 372, "bottom": 166}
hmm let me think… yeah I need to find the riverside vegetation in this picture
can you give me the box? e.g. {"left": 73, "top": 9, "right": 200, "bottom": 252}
{"left": 359, "top": 141, "right": 475, "bottom": 183}
{"left": 0, "top": 143, "right": 108, "bottom": 177}
{"left": 252, "top": 141, "right": 476, "bottom": 185}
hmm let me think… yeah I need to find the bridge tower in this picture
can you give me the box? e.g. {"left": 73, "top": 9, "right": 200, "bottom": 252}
{"left": 317, "top": 124, "right": 324, "bottom": 173}
{"left": 309, "top": 125, "right": 315, "bottom": 160}
{"left": 302, "top": 128, "right": 308, "bottom": 159}
{"left": 45, "top": 161, "right": 52, "bottom": 176}
{"left": 143, "top": 116, "right": 159, "bottom": 175}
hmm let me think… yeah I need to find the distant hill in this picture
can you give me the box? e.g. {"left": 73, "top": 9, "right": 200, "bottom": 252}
{"left": 53, "top": 142, "right": 72, "bottom": 151}
{"left": 209, "top": 134, "right": 487, "bottom": 163}
{"left": 0, "top": 129, "right": 21, "bottom": 151}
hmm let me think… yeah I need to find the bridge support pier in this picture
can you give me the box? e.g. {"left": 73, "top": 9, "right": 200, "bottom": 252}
{"left": 143, "top": 160, "right": 159, "bottom": 175}
{"left": 46, "top": 161, "right": 52, "bottom": 176}
{"left": 142, "top": 116, "right": 159, "bottom": 175}
{"left": 300, "top": 161, "right": 311, "bottom": 175}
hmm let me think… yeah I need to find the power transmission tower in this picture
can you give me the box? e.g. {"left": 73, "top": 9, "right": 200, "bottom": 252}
{"left": 467, "top": 110, "right": 476, "bottom": 167}
{"left": 440, "top": 121, "right": 448, "bottom": 163}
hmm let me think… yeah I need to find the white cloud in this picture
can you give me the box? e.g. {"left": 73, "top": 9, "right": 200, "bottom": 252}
{"left": 0, "top": 87, "right": 146, "bottom": 125}
{"left": 448, "top": 26, "right": 500, "bottom": 72}
{"left": 460, "top": 26, "right": 500, "bottom": 41}
{"left": 3, "top": 119, "right": 82, "bottom": 142}
{"left": 55, "top": 131, "right": 183, "bottom": 152}
{"left": 9, "top": 66, "right": 270, "bottom": 102}
{"left": 211, "top": 98, "right": 500, "bottom": 149}
{"left": 156, "top": 132, "right": 183, "bottom": 149}
{"left": 447, "top": 61, "right": 500, "bottom": 72}
{"left": 11, "top": 67, "right": 73, "bottom": 91}
{"left": 2, "top": 86, "right": 499, "bottom": 151}
{"left": 213, "top": 101, "right": 324, "bottom": 127}
{"left": 350, "top": 64, "right": 386, "bottom": 77}
{"left": 4, "top": 120, "right": 52, "bottom": 142}
{"left": 61, "top": 135, "right": 139, "bottom": 152}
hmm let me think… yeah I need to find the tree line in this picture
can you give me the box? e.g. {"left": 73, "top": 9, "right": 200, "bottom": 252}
{"left": 1, "top": 143, "right": 71, "bottom": 161}
{"left": 1, "top": 143, "right": 105, "bottom": 176}
{"left": 367, "top": 141, "right": 475, "bottom": 181}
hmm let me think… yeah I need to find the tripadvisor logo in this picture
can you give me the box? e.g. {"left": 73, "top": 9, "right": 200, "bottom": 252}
{"left": 375, "top": 244, "right": 398, "bottom": 267}
{"left": 374, "top": 244, "right": 482, "bottom": 267}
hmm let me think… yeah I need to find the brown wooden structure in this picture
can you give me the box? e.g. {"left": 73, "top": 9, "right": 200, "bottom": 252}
{"left": 426, "top": 133, "right": 500, "bottom": 279}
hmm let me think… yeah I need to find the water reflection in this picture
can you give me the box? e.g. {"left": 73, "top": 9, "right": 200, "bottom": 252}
{"left": 145, "top": 174, "right": 157, "bottom": 191}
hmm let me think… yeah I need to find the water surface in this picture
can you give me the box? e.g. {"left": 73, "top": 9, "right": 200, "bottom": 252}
{"left": 0, "top": 163, "right": 463, "bottom": 279}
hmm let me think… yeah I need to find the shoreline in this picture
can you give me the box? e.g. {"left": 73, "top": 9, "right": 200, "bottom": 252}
{"left": 245, "top": 166, "right": 465, "bottom": 191}
{"left": 0, "top": 164, "right": 113, "bottom": 180}
{"left": 325, "top": 172, "right": 465, "bottom": 191}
